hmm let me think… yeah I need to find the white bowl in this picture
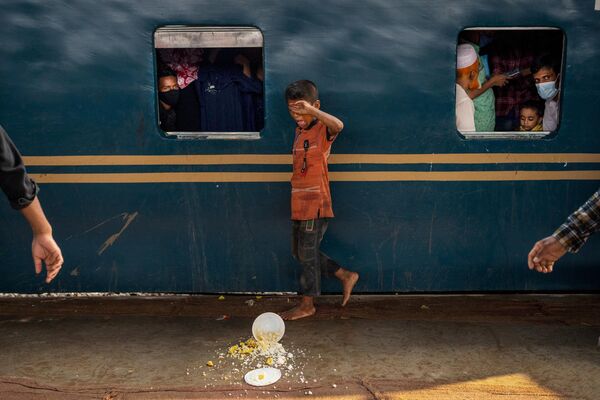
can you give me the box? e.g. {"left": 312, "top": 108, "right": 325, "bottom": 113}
{"left": 252, "top": 312, "right": 285, "bottom": 343}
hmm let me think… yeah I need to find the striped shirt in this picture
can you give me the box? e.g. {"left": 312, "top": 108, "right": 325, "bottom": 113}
{"left": 553, "top": 189, "right": 600, "bottom": 252}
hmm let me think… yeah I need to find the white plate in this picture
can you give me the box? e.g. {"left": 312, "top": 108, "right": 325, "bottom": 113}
{"left": 244, "top": 367, "right": 282, "bottom": 386}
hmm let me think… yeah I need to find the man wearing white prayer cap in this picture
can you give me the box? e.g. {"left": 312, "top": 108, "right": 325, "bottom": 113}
{"left": 456, "top": 44, "right": 479, "bottom": 132}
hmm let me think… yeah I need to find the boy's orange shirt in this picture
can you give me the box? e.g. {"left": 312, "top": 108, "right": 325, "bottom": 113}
{"left": 291, "top": 120, "right": 337, "bottom": 220}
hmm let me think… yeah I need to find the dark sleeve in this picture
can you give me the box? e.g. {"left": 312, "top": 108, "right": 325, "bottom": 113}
{"left": 231, "top": 66, "right": 263, "bottom": 94}
{"left": 240, "top": 76, "right": 262, "bottom": 94}
{"left": 0, "top": 125, "right": 38, "bottom": 209}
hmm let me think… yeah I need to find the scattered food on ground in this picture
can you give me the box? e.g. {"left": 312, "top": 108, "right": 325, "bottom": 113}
{"left": 194, "top": 336, "right": 310, "bottom": 387}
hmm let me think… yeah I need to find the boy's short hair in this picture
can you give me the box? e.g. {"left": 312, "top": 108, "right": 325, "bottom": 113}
{"left": 520, "top": 100, "right": 544, "bottom": 117}
{"left": 285, "top": 80, "right": 319, "bottom": 102}
{"left": 531, "top": 54, "right": 559, "bottom": 75}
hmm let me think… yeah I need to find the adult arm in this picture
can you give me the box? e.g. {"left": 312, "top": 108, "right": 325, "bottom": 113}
{"left": 0, "top": 125, "right": 63, "bottom": 282}
{"left": 20, "top": 197, "right": 64, "bottom": 283}
{"left": 468, "top": 74, "right": 510, "bottom": 100}
{"left": 528, "top": 189, "right": 600, "bottom": 273}
{"left": 553, "top": 190, "right": 600, "bottom": 253}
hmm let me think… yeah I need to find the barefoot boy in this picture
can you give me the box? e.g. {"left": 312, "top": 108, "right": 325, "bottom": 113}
{"left": 280, "top": 80, "right": 359, "bottom": 321}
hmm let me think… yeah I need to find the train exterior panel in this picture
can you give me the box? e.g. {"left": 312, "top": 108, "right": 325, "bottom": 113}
{"left": 0, "top": 0, "right": 599, "bottom": 293}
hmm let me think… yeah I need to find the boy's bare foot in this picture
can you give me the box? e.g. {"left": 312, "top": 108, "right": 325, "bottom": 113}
{"left": 335, "top": 269, "right": 359, "bottom": 306}
{"left": 280, "top": 305, "right": 316, "bottom": 320}
{"left": 280, "top": 296, "right": 316, "bottom": 320}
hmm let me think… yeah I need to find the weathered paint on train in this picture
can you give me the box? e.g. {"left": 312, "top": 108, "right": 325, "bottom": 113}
{"left": 0, "top": 0, "right": 599, "bottom": 293}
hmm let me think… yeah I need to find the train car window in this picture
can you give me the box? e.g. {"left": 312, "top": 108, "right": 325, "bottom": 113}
{"left": 154, "top": 26, "right": 264, "bottom": 140}
{"left": 455, "top": 28, "right": 565, "bottom": 140}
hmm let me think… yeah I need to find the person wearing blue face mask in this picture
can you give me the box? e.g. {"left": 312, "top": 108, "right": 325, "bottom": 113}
{"left": 531, "top": 54, "right": 560, "bottom": 132}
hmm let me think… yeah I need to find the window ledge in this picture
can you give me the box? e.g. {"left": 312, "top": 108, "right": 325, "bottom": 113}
{"left": 165, "top": 131, "right": 261, "bottom": 140}
{"left": 460, "top": 131, "right": 552, "bottom": 140}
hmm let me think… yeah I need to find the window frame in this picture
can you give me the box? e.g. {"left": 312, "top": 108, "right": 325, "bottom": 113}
{"left": 154, "top": 26, "right": 264, "bottom": 140}
{"left": 456, "top": 27, "right": 565, "bottom": 141}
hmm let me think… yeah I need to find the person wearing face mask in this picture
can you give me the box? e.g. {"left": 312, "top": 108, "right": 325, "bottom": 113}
{"left": 157, "top": 69, "right": 180, "bottom": 132}
{"left": 455, "top": 44, "right": 479, "bottom": 132}
{"left": 531, "top": 54, "right": 560, "bottom": 132}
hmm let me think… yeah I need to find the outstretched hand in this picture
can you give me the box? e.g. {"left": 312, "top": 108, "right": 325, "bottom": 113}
{"left": 490, "top": 74, "right": 510, "bottom": 87}
{"left": 527, "top": 236, "right": 567, "bottom": 273}
{"left": 32, "top": 233, "right": 63, "bottom": 283}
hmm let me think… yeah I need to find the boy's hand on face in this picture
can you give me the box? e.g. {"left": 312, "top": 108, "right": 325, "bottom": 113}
{"left": 288, "top": 100, "right": 315, "bottom": 116}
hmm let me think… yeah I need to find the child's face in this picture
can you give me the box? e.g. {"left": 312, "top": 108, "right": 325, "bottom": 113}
{"left": 520, "top": 107, "right": 541, "bottom": 131}
{"left": 287, "top": 99, "right": 319, "bottom": 129}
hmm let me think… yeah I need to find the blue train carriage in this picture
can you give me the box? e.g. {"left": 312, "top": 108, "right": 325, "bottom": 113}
{"left": 0, "top": 1, "right": 599, "bottom": 294}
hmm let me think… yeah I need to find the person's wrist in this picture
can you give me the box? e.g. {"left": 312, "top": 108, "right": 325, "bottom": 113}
{"left": 550, "top": 232, "right": 570, "bottom": 253}
{"left": 32, "top": 223, "right": 52, "bottom": 236}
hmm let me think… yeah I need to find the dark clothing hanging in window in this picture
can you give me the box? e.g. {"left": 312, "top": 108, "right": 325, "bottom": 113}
{"left": 175, "top": 82, "right": 201, "bottom": 132}
{"left": 159, "top": 106, "right": 177, "bottom": 132}
{"left": 0, "top": 124, "right": 38, "bottom": 210}
{"left": 240, "top": 83, "right": 264, "bottom": 132}
{"left": 195, "top": 64, "right": 262, "bottom": 132}
{"left": 255, "top": 92, "right": 264, "bottom": 131}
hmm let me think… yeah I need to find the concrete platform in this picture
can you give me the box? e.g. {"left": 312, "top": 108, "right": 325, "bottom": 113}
{"left": 0, "top": 294, "right": 598, "bottom": 399}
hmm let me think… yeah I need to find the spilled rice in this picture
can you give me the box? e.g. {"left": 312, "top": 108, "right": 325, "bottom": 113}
{"left": 193, "top": 337, "right": 310, "bottom": 386}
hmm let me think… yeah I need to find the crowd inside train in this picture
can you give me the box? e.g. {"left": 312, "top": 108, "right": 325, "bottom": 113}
{"left": 156, "top": 47, "right": 264, "bottom": 133}
{"left": 455, "top": 30, "right": 563, "bottom": 133}
{"left": 156, "top": 31, "right": 562, "bottom": 135}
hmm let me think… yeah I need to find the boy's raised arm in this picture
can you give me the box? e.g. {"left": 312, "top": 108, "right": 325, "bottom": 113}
{"left": 289, "top": 101, "right": 344, "bottom": 136}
